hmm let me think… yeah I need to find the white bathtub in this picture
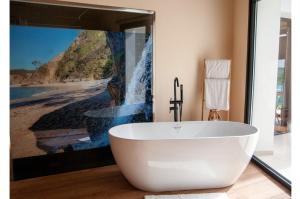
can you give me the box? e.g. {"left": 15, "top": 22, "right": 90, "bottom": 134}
{"left": 109, "top": 121, "right": 258, "bottom": 192}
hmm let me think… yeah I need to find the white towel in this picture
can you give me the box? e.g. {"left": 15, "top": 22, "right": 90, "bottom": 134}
{"left": 205, "top": 79, "right": 230, "bottom": 110}
{"left": 145, "top": 193, "right": 229, "bottom": 199}
{"left": 205, "top": 59, "right": 230, "bottom": 78}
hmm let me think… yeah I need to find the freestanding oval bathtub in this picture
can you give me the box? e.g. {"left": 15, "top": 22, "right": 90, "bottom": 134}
{"left": 109, "top": 121, "right": 258, "bottom": 192}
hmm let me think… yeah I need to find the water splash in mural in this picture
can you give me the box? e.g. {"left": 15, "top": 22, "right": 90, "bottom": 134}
{"left": 124, "top": 34, "right": 153, "bottom": 105}
{"left": 117, "top": 34, "right": 153, "bottom": 119}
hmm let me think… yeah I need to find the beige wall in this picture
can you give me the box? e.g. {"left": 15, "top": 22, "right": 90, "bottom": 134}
{"left": 230, "top": 0, "right": 249, "bottom": 122}
{"left": 56, "top": 0, "right": 248, "bottom": 122}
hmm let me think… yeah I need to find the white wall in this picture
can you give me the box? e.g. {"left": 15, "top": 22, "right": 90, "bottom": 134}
{"left": 252, "top": 0, "right": 281, "bottom": 153}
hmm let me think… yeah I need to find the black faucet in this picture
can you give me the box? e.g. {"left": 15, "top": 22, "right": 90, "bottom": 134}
{"left": 170, "top": 77, "right": 183, "bottom": 122}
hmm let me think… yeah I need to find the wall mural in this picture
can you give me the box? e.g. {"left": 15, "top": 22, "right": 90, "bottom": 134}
{"left": 10, "top": 25, "right": 153, "bottom": 159}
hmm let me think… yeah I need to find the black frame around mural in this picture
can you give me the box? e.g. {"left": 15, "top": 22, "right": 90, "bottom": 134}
{"left": 11, "top": 1, "right": 154, "bottom": 180}
{"left": 13, "top": 147, "right": 115, "bottom": 180}
{"left": 246, "top": 0, "right": 291, "bottom": 190}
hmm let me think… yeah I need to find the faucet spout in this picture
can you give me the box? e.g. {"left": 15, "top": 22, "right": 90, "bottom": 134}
{"left": 174, "top": 77, "right": 179, "bottom": 102}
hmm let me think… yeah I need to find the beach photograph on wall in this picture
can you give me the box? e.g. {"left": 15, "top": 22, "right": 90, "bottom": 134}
{"left": 10, "top": 25, "right": 153, "bottom": 159}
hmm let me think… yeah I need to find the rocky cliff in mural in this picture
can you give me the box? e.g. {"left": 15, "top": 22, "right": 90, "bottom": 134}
{"left": 56, "top": 31, "right": 112, "bottom": 81}
{"left": 10, "top": 53, "right": 64, "bottom": 85}
{"left": 10, "top": 30, "right": 113, "bottom": 86}
{"left": 105, "top": 32, "right": 126, "bottom": 105}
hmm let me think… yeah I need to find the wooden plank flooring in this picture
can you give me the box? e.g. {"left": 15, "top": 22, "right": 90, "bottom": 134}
{"left": 11, "top": 163, "right": 290, "bottom": 199}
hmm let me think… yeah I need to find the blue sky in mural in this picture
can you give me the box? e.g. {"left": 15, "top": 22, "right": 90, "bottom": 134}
{"left": 10, "top": 25, "right": 81, "bottom": 70}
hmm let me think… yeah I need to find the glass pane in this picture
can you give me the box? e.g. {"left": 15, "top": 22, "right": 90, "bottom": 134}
{"left": 251, "top": 0, "right": 291, "bottom": 181}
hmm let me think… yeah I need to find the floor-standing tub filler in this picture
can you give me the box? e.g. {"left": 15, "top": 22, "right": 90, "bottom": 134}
{"left": 109, "top": 121, "right": 258, "bottom": 192}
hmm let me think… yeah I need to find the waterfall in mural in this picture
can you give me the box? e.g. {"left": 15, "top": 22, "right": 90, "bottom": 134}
{"left": 117, "top": 34, "right": 153, "bottom": 118}
{"left": 124, "top": 34, "right": 153, "bottom": 105}
{"left": 89, "top": 34, "right": 153, "bottom": 149}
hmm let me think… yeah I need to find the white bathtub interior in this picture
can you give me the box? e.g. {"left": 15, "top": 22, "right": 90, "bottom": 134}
{"left": 109, "top": 121, "right": 258, "bottom": 140}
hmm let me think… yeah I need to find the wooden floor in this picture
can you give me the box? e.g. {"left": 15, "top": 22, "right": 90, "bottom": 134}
{"left": 11, "top": 163, "right": 290, "bottom": 199}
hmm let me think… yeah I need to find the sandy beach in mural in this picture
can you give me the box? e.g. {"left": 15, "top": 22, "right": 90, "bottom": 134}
{"left": 10, "top": 79, "right": 111, "bottom": 159}
{"left": 10, "top": 28, "right": 117, "bottom": 159}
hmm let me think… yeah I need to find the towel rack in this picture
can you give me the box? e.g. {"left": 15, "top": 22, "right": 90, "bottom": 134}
{"left": 201, "top": 59, "right": 231, "bottom": 121}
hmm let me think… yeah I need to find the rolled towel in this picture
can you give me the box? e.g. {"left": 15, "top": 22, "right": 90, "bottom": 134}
{"left": 205, "top": 79, "right": 230, "bottom": 110}
{"left": 205, "top": 59, "right": 231, "bottom": 78}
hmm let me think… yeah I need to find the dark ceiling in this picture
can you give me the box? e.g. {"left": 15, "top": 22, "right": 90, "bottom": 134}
{"left": 10, "top": 1, "right": 154, "bottom": 32}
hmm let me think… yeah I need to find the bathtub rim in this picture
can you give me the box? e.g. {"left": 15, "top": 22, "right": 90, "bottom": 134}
{"left": 109, "top": 121, "right": 259, "bottom": 141}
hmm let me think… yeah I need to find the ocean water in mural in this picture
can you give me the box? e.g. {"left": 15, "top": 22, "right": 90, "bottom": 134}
{"left": 10, "top": 25, "right": 153, "bottom": 158}
{"left": 10, "top": 86, "right": 53, "bottom": 100}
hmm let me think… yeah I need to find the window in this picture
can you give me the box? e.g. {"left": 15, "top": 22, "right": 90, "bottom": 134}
{"left": 246, "top": 0, "right": 291, "bottom": 188}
